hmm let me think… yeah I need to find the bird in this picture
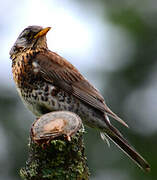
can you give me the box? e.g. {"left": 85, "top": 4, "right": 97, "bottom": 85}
{"left": 10, "top": 25, "right": 150, "bottom": 172}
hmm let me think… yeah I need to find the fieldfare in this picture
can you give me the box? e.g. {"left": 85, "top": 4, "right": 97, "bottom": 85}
{"left": 10, "top": 25, "right": 150, "bottom": 171}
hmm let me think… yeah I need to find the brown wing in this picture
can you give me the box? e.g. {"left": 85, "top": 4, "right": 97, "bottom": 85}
{"left": 33, "top": 50, "right": 128, "bottom": 127}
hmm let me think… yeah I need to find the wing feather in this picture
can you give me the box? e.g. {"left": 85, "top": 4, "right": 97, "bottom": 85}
{"left": 33, "top": 51, "right": 128, "bottom": 127}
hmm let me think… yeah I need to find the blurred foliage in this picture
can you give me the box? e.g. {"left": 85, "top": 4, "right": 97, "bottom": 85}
{"left": 0, "top": 0, "right": 157, "bottom": 180}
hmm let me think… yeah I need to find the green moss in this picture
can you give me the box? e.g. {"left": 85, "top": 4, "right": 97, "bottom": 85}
{"left": 20, "top": 128, "right": 89, "bottom": 180}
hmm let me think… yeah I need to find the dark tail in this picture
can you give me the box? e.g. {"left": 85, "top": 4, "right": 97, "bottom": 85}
{"left": 104, "top": 116, "right": 150, "bottom": 172}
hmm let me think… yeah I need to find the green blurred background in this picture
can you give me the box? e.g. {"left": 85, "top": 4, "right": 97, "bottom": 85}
{"left": 0, "top": 0, "right": 157, "bottom": 179}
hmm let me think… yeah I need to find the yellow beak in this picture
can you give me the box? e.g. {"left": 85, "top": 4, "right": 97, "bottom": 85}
{"left": 34, "top": 27, "right": 51, "bottom": 39}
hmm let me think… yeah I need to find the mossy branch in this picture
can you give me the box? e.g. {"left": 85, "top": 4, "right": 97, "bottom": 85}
{"left": 20, "top": 111, "right": 89, "bottom": 180}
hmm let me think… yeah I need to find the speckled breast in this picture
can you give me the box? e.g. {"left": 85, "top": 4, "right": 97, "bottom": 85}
{"left": 11, "top": 53, "right": 80, "bottom": 116}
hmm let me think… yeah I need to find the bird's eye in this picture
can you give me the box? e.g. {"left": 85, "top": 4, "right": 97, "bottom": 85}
{"left": 21, "top": 31, "right": 34, "bottom": 40}
{"left": 28, "top": 33, "right": 33, "bottom": 40}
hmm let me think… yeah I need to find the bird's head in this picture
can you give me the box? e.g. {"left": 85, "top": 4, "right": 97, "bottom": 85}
{"left": 10, "top": 25, "right": 51, "bottom": 58}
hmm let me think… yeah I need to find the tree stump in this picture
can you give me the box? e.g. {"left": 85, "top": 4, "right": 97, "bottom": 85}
{"left": 20, "top": 111, "right": 89, "bottom": 180}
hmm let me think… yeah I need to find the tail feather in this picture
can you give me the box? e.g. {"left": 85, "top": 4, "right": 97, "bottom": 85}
{"left": 104, "top": 115, "right": 150, "bottom": 172}
{"left": 104, "top": 105, "right": 129, "bottom": 128}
